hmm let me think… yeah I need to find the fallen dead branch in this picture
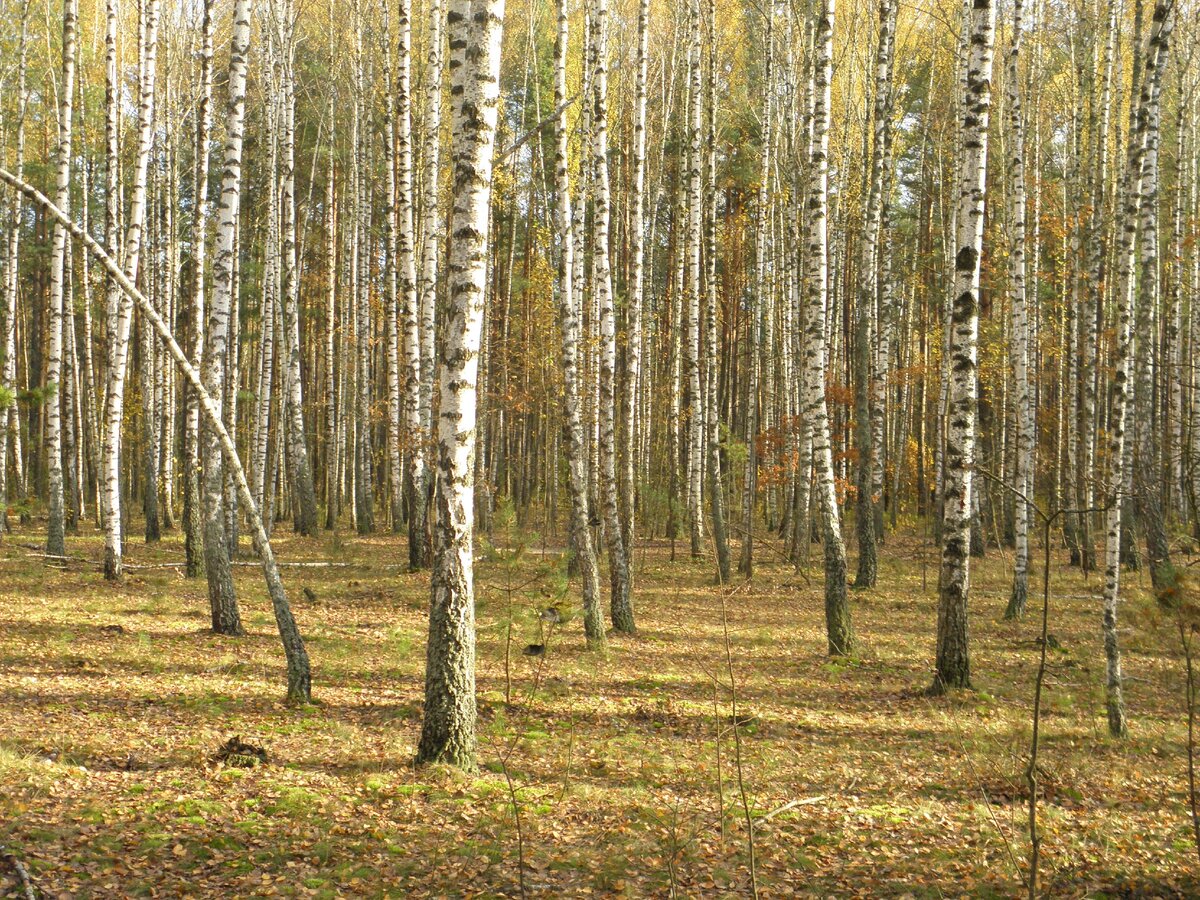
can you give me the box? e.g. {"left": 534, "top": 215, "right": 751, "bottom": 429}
{"left": 0, "top": 845, "right": 37, "bottom": 900}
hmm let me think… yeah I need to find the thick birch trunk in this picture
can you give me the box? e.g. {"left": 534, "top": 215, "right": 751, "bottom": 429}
{"left": 932, "top": 0, "right": 996, "bottom": 693}
{"left": 416, "top": 0, "right": 506, "bottom": 770}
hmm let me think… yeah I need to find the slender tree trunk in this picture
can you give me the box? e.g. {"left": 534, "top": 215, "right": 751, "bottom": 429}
{"left": 324, "top": 24, "right": 338, "bottom": 530}
{"left": 396, "top": 0, "right": 428, "bottom": 567}
{"left": 418, "top": 0, "right": 444, "bottom": 475}
{"left": 1004, "top": 0, "right": 1032, "bottom": 618}
{"left": 0, "top": 0, "right": 31, "bottom": 535}
{"left": 854, "top": 0, "right": 897, "bottom": 589}
{"left": 277, "top": 0, "right": 319, "bottom": 536}
{"left": 932, "top": 0, "right": 996, "bottom": 693}
{"left": 684, "top": 0, "right": 705, "bottom": 562}
{"left": 45, "top": 0, "right": 80, "bottom": 559}
{"left": 1131, "top": 0, "right": 1173, "bottom": 591}
{"left": 103, "top": 0, "right": 160, "bottom": 578}
{"left": 591, "top": 0, "right": 633, "bottom": 632}
{"left": 1079, "top": 0, "right": 1118, "bottom": 574}
{"left": 1102, "top": 0, "right": 1176, "bottom": 737}
{"left": 182, "top": 0, "right": 215, "bottom": 579}
{"left": 620, "top": 0, "right": 649, "bottom": 571}
{"left": 554, "top": 0, "right": 604, "bottom": 647}
{"left": 805, "top": 0, "right": 854, "bottom": 656}
{"left": 704, "top": 0, "right": 731, "bottom": 584}
{"left": 351, "top": 1, "right": 375, "bottom": 535}
{"left": 200, "top": 0, "right": 259, "bottom": 635}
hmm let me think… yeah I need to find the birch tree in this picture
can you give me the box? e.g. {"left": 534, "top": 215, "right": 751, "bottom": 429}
{"left": 44, "top": 0, "right": 80, "bottom": 558}
{"left": 853, "top": 0, "right": 897, "bottom": 590}
{"left": 1102, "top": 0, "right": 1176, "bottom": 737}
{"left": 275, "top": 0, "right": 319, "bottom": 536}
{"left": 183, "top": 0, "right": 216, "bottom": 580}
{"left": 684, "top": 0, "right": 704, "bottom": 562}
{"left": 620, "top": 0, "right": 649, "bottom": 569}
{"left": 416, "top": 0, "right": 506, "bottom": 770}
{"left": 0, "top": 0, "right": 30, "bottom": 533}
{"left": 1004, "top": 0, "right": 1032, "bottom": 619}
{"left": 591, "top": 0, "right": 633, "bottom": 632}
{"left": 201, "top": 0, "right": 258, "bottom": 635}
{"left": 932, "top": 0, "right": 996, "bottom": 693}
{"left": 554, "top": 0, "right": 604, "bottom": 646}
{"left": 395, "top": 0, "right": 427, "bottom": 567}
{"left": 704, "top": 0, "right": 731, "bottom": 583}
{"left": 804, "top": 0, "right": 854, "bottom": 656}
{"left": 103, "top": 0, "right": 161, "bottom": 579}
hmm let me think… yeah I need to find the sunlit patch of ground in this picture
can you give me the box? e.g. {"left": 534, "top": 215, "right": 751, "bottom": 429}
{"left": 0, "top": 515, "right": 1197, "bottom": 897}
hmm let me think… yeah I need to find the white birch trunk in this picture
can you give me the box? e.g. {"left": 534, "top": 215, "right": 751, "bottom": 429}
{"left": 804, "top": 0, "right": 853, "bottom": 655}
{"left": 554, "top": 0, "right": 604, "bottom": 646}
{"left": 1004, "top": 0, "right": 1032, "bottom": 618}
{"left": 103, "top": 0, "right": 160, "bottom": 577}
{"left": 933, "top": 0, "right": 995, "bottom": 692}
{"left": 590, "top": 0, "right": 633, "bottom": 631}
{"left": 853, "top": 0, "right": 896, "bottom": 590}
{"left": 416, "top": 0, "right": 506, "bottom": 770}
{"left": 45, "top": 0, "right": 80, "bottom": 558}
{"left": 0, "top": 0, "right": 30, "bottom": 533}
{"left": 276, "top": 0, "right": 319, "bottom": 536}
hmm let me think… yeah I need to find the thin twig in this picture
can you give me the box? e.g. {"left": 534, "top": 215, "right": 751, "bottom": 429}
{"left": 718, "top": 586, "right": 758, "bottom": 898}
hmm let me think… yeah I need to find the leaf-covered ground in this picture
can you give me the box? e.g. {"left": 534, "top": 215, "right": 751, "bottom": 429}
{"left": 1, "top": 517, "right": 1197, "bottom": 897}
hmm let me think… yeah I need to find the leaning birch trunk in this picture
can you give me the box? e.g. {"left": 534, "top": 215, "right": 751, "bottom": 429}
{"left": 554, "top": 0, "right": 604, "bottom": 647}
{"left": 45, "top": 0, "right": 80, "bottom": 559}
{"left": 396, "top": 0, "right": 428, "bottom": 568}
{"left": 278, "top": 0, "right": 319, "bottom": 536}
{"left": 416, "top": 0, "right": 506, "bottom": 770}
{"left": 591, "top": 0, "right": 634, "bottom": 632}
{"left": 0, "top": 0, "right": 31, "bottom": 534}
{"left": 853, "top": 0, "right": 897, "bottom": 589}
{"left": 103, "top": 0, "right": 160, "bottom": 578}
{"left": 619, "top": 0, "right": 649, "bottom": 570}
{"left": 183, "top": 0, "right": 215, "bottom": 579}
{"left": 0, "top": 160, "right": 313, "bottom": 702}
{"left": 199, "top": 0, "right": 259, "bottom": 636}
{"left": 805, "top": 0, "right": 854, "bottom": 656}
{"left": 1004, "top": 0, "right": 1032, "bottom": 619}
{"left": 1102, "top": 0, "right": 1176, "bottom": 737}
{"left": 932, "top": 0, "right": 995, "bottom": 693}
{"left": 704, "top": 0, "right": 731, "bottom": 584}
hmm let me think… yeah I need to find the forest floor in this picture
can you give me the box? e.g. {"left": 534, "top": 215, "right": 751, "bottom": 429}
{"left": 0, "top": 513, "right": 1198, "bottom": 898}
